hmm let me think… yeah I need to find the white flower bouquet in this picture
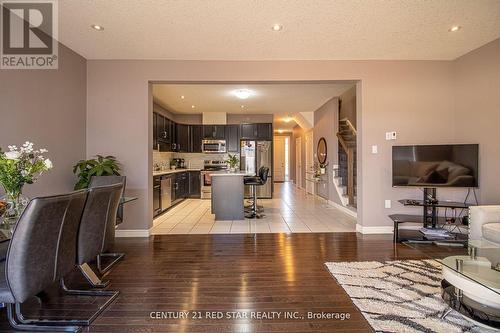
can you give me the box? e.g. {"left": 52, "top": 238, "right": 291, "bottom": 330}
{"left": 0, "top": 142, "right": 53, "bottom": 220}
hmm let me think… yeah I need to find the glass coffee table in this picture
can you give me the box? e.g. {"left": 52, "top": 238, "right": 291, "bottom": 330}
{"left": 420, "top": 240, "right": 500, "bottom": 329}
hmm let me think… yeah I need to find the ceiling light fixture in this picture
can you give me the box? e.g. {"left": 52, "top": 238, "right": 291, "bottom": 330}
{"left": 241, "top": 105, "right": 245, "bottom": 108}
{"left": 232, "top": 89, "right": 254, "bottom": 100}
{"left": 283, "top": 115, "right": 293, "bottom": 123}
{"left": 191, "top": 105, "right": 195, "bottom": 109}
{"left": 181, "top": 95, "right": 185, "bottom": 99}
{"left": 278, "top": 130, "right": 284, "bottom": 134}
{"left": 91, "top": 24, "right": 104, "bottom": 31}
{"left": 272, "top": 24, "right": 283, "bottom": 31}
{"left": 449, "top": 25, "right": 461, "bottom": 32}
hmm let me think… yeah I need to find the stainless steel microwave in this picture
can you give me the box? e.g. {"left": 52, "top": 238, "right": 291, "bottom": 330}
{"left": 202, "top": 140, "right": 227, "bottom": 153}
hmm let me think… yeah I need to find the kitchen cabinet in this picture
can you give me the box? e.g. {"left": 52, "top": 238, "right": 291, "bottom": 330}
{"left": 190, "top": 125, "right": 203, "bottom": 153}
{"left": 155, "top": 112, "right": 175, "bottom": 152}
{"left": 225, "top": 125, "right": 240, "bottom": 152}
{"left": 176, "top": 124, "right": 190, "bottom": 152}
{"left": 174, "top": 172, "right": 189, "bottom": 202}
{"left": 153, "top": 113, "right": 158, "bottom": 150}
{"left": 240, "top": 123, "right": 272, "bottom": 140}
{"left": 203, "top": 125, "right": 225, "bottom": 140}
{"left": 188, "top": 171, "right": 201, "bottom": 198}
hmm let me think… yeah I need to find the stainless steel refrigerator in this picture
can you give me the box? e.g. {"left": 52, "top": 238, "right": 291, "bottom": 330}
{"left": 240, "top": 140, "right": 272, "bottom": 198}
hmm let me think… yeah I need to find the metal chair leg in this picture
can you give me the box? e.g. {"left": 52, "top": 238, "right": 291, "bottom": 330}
{"left": 7, "top": 303, "right": 82, "bottom": 332}
{"left": 59, "top": 278, "right": 119, "bottom": 325}
{"left": 79, "top": 263, "right": 109, "bottom": 288}
{"left": 97, "top": 252, "right": 125, "bottom": 274}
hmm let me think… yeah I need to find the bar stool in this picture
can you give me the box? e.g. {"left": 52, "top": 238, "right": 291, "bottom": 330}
{"left": 244, "top": 167, "right": 269, "bottom": 219}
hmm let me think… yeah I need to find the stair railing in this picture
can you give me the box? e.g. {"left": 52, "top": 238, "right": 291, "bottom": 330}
{"left": 336, "top": 131, "right": 355, "bottom": 205}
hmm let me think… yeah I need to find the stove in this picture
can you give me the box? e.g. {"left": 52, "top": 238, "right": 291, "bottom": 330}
{"left": 201, "top": 160, "right": 227, "bottom": 199}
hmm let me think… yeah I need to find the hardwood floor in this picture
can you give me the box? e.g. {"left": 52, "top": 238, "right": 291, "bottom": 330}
{"left": 0, "top": 233, "right": 465, "bottom": 332}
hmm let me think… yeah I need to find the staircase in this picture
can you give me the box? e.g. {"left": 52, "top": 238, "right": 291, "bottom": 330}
{"left": 335, "top": 118, "right": 357, "bottom": 208}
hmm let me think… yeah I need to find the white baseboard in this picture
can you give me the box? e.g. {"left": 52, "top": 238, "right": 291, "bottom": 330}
{"left": 328, "top": 200, "right": 357, "bottom": 218}
{"left": 116, "top": 229, "right": 151, "bottom": 238}
{"left": 355, "top": 224, "right": 422, "bottom": 234}
{"left": 356, "top": 224, "right": 393, "bottom": 234}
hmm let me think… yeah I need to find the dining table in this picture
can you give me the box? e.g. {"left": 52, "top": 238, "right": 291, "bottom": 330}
{"left": 0, "top": 196, "right": 138, "bottom": 250}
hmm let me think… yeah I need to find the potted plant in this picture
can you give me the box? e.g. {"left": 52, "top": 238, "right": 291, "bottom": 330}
{"left": 73, "top": 155, "right": 121, "bottom": 190}
{"left": 0, "top": 142, "right": 53, "bottom": 221}
{"left": 169, "top": 159, "right": 177, "bottom": 170}
{"left": 226, "top": 154, "right": 239, "bottom": 172}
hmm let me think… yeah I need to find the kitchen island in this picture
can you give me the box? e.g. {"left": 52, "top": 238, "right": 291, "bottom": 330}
{"left": 210, "top": 171, "right": 248, "bottom": 220}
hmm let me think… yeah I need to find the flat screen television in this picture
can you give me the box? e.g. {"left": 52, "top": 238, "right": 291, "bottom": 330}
{"left": 392, "top": 144, "right": 478, "bottom": 188}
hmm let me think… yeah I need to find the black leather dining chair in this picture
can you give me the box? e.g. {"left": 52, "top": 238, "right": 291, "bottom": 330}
{"left": 89, "top": 176, "right": 126, "bottom": 274}
{"left": 244, "top": 167, "right": 270, "bottom": 219}
{"left": 0, "top": 190, "right": 87, "bottom": 332}
{"left": 58, "top": 184, "right": 123, "bottom": 327}
{"left": 75, "top": 183, "right": 124, "bottom": 288}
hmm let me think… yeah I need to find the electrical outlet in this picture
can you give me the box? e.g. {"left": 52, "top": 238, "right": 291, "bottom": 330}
{"left": 391, "top": 131, "right": 397, "bottom": 140}
{"left": 371, "top": 145, "right": 378, "bottom": 154}
{"left": 385, "top": 200, "right": 391, "bottom": 208}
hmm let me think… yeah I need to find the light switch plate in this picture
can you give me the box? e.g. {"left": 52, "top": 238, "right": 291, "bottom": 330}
{"left": 386, "top": 131, "right": 397, "bottom": 140}
{"left": 371, "top": 145, "right": 378, "bottom": 154}
{"left": 385, "top": 200, "right": 391, "bottom": 208}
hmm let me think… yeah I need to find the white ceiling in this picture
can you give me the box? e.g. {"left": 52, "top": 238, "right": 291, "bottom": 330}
{"left": 152, "top": 83, "right": 354, "bottom": 131}
{"left": 59, "top": 0, "right": 500, "bottom": 60}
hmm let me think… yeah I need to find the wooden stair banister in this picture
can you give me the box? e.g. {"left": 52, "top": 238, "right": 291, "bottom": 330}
{"left": 339, "top": 118, "right": 357, "bottom": 135}
{"left": 336, "top": 123, "right": 356, "bottom": 206}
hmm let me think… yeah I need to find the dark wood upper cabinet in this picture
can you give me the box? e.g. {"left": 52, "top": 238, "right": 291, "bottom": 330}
{"left": 155, "top": 113, "right": 175, "bottom": 152}
{"left": 203, "top": 125, "right": 225, "bottom": 140}
{"left": 225, "top": 125, "right": 240, "bottom": 152}
{"left": 256, "top": 123, "right": 272, "bottom": 139}
{"left": 240, "top": 123, "right": 272, "bottom": 140}
{"left": 176, "top": 124, "right": 189, "bottom": 152}
{"left": 153, "top": 113, "right": 158, "bottom": 150}
{"left": 190, "top": 125, "right": 203, "bottom": 153}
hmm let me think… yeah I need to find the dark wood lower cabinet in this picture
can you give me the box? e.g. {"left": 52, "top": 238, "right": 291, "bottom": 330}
{"left": 189, "top": 171, "right": 201, "bottom": 198}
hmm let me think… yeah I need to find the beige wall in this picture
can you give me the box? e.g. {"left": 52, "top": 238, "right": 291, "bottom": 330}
{"left": 0, "top": 44, "right": 87, "bottom": 197}
{"left": 313, "top": 97, "right": 341, "bottom": 203}
{"left": 291, "top": 125, "right": 308, "bottom": 189}
{"left": 86, "top": 58, "right": 463, "bottom": 230}
{"left": 227, "top": 114, "right": 273, "bottom": 124}
{"left": 454, "top": 38, "right": 500, "bottom": 205}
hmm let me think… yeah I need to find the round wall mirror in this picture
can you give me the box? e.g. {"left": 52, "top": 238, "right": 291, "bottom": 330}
{"left": 317, "top": 137, "right": 327, "bottom": 164}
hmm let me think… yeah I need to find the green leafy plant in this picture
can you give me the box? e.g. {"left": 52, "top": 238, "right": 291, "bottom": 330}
{"left": 226, "top": 154, "right": 239, "bottom": 169}
{"left": 73, "top": 155, "right": 121, "bottom": 190}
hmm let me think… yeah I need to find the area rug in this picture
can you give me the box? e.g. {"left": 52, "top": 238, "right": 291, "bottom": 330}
{"left": 325, "top": 259, "right": 494, "bottom": 333}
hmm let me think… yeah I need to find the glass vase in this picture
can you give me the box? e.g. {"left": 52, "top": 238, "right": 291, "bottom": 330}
{"left": 1, "top": 189, "right": 29, "bottom": 223}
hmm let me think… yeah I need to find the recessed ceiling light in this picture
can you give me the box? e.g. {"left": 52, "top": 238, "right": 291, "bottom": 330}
{"left": 91, "top": 24, "right": 104, "bottom": 31}
{"left": 272, "top": 24, "right": 283, "bottom": 31}
{"left": 278, "top": 129, "right": 284, "bottom": 134}
{"left": 232, "top": 89, "right": 254, "bottom": 100}
{"left": 283, "top": 116, "right": 293, "bottom": 123}
{"left": 191, "top": 105, "right": 195, "bottom": 109}
{"left": 449, "top": 25, "right": 461, "bottom": 32}
{"left": 240, "top": 105, "right": 245, "bottom": 108}
{"left": 181, "top": 95, "right": 185, "bottom": 99}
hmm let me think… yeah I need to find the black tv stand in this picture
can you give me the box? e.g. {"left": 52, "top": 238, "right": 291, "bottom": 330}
{"left": 389, "top": 187, "right": 470, "bottom": 243}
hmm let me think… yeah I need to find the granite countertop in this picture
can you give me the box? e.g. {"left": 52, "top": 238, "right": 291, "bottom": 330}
{"left": 153, "top": 168, "right": 201, "bottom": 177}
{"left": 209, "top": 171, "right": 254, "bottom": 177}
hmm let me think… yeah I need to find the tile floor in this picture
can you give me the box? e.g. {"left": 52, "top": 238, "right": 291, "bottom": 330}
{"left": 151, "top": 182, "right": 357, "bottom": 234}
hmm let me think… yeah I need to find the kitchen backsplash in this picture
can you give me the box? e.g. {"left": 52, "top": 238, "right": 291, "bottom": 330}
{"left": 153, "top": 151, "right": 228, "bottom": 170}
